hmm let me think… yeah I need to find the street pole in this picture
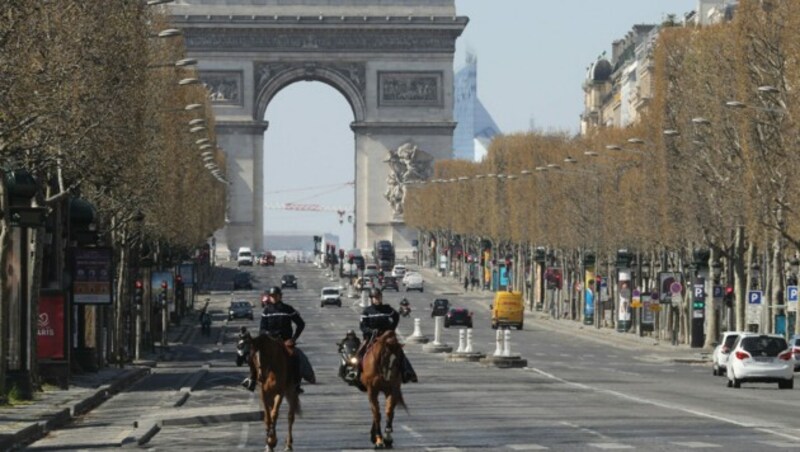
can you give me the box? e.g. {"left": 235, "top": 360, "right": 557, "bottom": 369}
{"left": 135, "top": 305, "right": 141, "bottom": 361}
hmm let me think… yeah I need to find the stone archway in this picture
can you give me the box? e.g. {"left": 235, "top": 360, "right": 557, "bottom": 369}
{"left": 169, "top": 1, "right": 467, "bottom": 257}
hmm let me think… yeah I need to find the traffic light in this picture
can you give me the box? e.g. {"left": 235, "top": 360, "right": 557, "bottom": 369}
{"left": 339, "top": 249, "right": 344, "bottom": 260}
{"left": 160, "top": 280, "right": 168, "bottom": 306}
{"left": 724, "top": 286, "right": 734, "bottom": 308}
{"left": 134, "top": 280, "right": 143, "bottom": 305}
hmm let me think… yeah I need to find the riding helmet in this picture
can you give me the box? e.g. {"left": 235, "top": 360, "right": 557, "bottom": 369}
{"left": 268, "top": 286, "right": 282, "bottom": 296}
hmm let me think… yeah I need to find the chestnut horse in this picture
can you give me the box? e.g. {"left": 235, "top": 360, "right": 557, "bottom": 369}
{"left": 249, "top": 335, "right": 301, "bottom": 452}
{"left": 360, "top": 330, "right": 407, "bottom": 449}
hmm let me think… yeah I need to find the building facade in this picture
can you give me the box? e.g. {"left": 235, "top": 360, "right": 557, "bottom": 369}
{"left": 580, "top": 1, "right": 737, "bottom": 135}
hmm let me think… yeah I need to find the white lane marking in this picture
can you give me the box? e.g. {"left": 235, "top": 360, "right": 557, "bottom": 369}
{"left": 507, "top": 445, "right": 549, "bottom": 450}
{"left": 236, "top": 423, "right": 249, "bottom": 449}
{"left": 758, "top": 440, "right": 800, "bottom": 448}
{"left": 671, "top": 442, "right": 720, "bottom": 448}
{"left": 527, "top": 367, "right": 800, "bottom": 441}
{"left": 401, "top": 424, "right": 423, "bottom": 438}
{"left": 426, "top": 448, "right": 461, "bottom": 452}
{"left": 588, "top": 443, "right": 633, "bottom": 450}
{"left": 560, "top": 421, "right": 613, "bottom": 441}
{"left": 755, "top": 427, "right": 800, "bottom": 442}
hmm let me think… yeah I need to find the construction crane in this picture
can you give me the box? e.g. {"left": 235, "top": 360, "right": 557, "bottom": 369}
{"left": 264, "top": 203, "right": 354, "bottom": 224}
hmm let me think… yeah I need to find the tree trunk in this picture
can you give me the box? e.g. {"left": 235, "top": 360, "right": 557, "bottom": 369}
{"left": 769, "top": 237, "right": 781, "bottom": 335}
{"left": 0, "top": 176, "right": 9, "bottom": 398}
{"left": 704, "top": 247, "right": 718, "bottom": 348}
{"left": 27, "top": 209, "right": 45, "bottom": 389}
{"left": 734, "top": 227, "right": 746, "bottom": 331}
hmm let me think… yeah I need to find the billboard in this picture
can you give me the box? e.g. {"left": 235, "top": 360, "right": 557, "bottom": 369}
{"left": 72, "top": 247, "right": 113, "bottom": 304}
{"left": 37, "top": 291, "right": 67, "bottom": 360}
{"left": 151, "top": 271, "right": 175, "bottom": 312}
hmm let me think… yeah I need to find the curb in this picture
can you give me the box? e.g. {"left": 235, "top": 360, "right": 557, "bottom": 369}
{"left": 0, "top": 367, "right": 150, "bottom": 451}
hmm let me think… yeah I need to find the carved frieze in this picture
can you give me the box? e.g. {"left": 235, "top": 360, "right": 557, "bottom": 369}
{"left": 255, "top": 61, "right": 366, "bottom": 99}
{"left": 199, "top": 71, "right": 243, "bottom": 105}
{"left": 378, "top": 71, "right": 443, "bottom": 107}
{"left": 183, "top": 28, "right": 457, "bottom": 53}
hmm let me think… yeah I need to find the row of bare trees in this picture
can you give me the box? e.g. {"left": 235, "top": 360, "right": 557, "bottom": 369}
{"left": 0, "top": 2, "right": 226, "bottom": 397}
{"left": 406, "top": 0, "right": 800, "bottom": 346}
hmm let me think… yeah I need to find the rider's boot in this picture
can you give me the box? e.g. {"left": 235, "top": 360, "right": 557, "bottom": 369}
{"left": 400, "top": 353, "right": 418, "bottom": 383}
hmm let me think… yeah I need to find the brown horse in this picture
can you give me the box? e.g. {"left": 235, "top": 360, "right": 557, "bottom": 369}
{"left": 360, "top": 330, "right": 407, "bottom": 449}
{"left": 248, "top": 335, "right": 301, "bottom": 452}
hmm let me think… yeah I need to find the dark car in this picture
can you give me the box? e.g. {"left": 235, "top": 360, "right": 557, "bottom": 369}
{"left": 233, "top": 273, "right": 253, "bottom": 290}
{"left": 382, "top": 276, "right": 400, "bottom": 292}
{"left": 228, "top": 300, "right": 254, "bottom": 321}
{"left": 281, "top": 274, "right": 298, "bottom": 289}
{"left": 444, "top": 307, "right": 473, "bottom": 328}
{"left": 431, "top": 298, "right": 450, "bottom": 317}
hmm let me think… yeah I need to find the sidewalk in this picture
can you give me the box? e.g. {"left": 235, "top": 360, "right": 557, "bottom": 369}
{"left": 0, "top": 320, "right": 195, "bottom": 451}
{"left": 417, "top": 265, "right": 711, "bottom": 364}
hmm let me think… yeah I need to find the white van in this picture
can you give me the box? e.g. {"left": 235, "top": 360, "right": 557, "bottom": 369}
{"left": 237, "top": 247, "right": 254, "bottom": 266}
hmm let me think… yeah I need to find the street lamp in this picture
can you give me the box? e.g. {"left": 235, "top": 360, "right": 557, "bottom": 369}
{"left": 188, "top": 118, "right": 206, "bottom": 127}
{"left": 154, "top": 29, "right": 182, "bottom": 38}
{"left": 758, "top": 85, "right": 780, "bottom": 94}
{"left": 148, "top": 58, "right": 198, "bottom": 69}
{"left": 692, "top": 117, "right": 711, "bottom": 125}
{"left": 190, "top": 126, "right": 207, "bottom": 133}
{"left": 663, "top": 129, "right": 680, "bottom": 136}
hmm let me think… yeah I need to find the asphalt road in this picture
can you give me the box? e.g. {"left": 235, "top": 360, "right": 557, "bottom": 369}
{"left": 27, "top": 262, "right": 800, "bottom": 451}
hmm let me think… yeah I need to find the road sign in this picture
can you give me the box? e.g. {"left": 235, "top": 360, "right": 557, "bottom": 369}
{"left": 788, "top": 286, "right": 798, "bottom": 303}
{"left": 713, "top": 285, "right": 724, "bottom": 299}
{"left": 670, "top": 282, "right": 683, "bottom": 295}
{"left": 693, "top": 283, "right": 705, "bottom": 300}
{"left": 747, "top": 290, "right": 763, "bottom": 305}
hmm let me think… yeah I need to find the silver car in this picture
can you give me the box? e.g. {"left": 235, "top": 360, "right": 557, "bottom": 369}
{"left": 789, "top": 334, "right": 800, "bottom": 372}
{"left": 712, "top": 331, "right": 741, "bottom": 376}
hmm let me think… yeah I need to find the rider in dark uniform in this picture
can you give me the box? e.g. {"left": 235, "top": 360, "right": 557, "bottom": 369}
{"left": 357, "top": 288, "right": 417, "bottom": 383}
{"left": 242, "top": 286, "right": 314, "bottom": 392}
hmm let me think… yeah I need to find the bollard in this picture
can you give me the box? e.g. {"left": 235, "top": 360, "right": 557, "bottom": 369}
{"left": 410, "top": 318, "right": 423, "bottom": 338}
{"left": 502, "top": 329, "right": 512, "bottom": 357}
{"left": 432, "top": 316, "right": 443, "bottom": 345}
{"left": 493, "top": 328, "right": 503, "bottom": 356}
{"left": 456, "top": 329, "right": 465, "bottom": 353}
{"left": 465, "top": 329, "right": 473, "bottom": 353}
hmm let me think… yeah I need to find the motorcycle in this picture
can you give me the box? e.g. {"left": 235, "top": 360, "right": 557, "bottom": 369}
{"left": 399, "top": 299, "right": 411, "bottom": 318}
{"left": 337, "top": 339, "right": 361, "bottom": 385}
{"left": 236, "top": 329, "right": 251, "bottom": 367}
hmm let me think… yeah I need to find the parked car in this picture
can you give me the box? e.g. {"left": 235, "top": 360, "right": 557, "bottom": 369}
{"left": 405, "top": 272, "right": 424, "bottom": 292}
{"left": 726, "top": 333, "right": 793, "bottom": 389}
{"left": 281, "top": 274, "right": 298, "bottom": 289}
{"left": 789, "top": 334, "right": 800, "bottom": 371}
{"left": 233, "top": 273, "right": 253, "bottom": 290}
{"left": 237, "top": 247, "right": 254, "bottom": 266}
{"left": 381, "top": 276, "right": 400, "bottom": 292}
{"left": 431, "top": 298, "right": 450, "bottom": 317}
{"left": 444, "top": 307, "right": 473, "bottom": 328}
{"left": 712, "top": 331, "right": 742, "bottom": 376}
{"left": 391, "top": 264, "right": 407, "bottom": 278}
{"left": 320, "top": 287, "right": 342, "bottom": 307}
{"left": 228, "top": 300, "right": 254, "bottom": 320}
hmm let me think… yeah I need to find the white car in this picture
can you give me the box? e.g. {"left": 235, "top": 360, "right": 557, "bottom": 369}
{"left": 320, "top": 287, "right": 342, "bottom": 308}
{"left": 402, "top": 271, "right": 418, "bottom": 285}
{"left": 404, "top": 272, "right": 424, "bottom": 292}
{"left": 391, "top": 264, "right": 407, "bottom": 278}
{"left": 726, "top": 333, "right": 793, "bottom": 389}
{"left": 237, "top": 247, "right": 254, "bottom": 266}
{"left": 789, "top": 334, "right": 800, "bottom": 372}
{"left": 712, "top": 331, "right": 742, "bottom": 376}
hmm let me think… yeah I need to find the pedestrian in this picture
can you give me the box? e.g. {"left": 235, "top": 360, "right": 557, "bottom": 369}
{"left": 464, "top": 275, "right": 469, "bottom": 291}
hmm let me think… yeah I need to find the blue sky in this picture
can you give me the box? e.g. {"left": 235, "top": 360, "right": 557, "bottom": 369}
{"left": 262, "top": 0, "right": 698, "bottom": 249}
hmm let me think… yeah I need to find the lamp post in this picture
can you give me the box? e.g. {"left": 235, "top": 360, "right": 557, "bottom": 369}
{"left": 790, "top": 258, "right": 800, "bottom": 335}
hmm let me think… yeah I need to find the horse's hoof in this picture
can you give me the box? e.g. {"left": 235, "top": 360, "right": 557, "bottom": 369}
{"left": 284, "top": 446, "right": 293, "bottom": 452}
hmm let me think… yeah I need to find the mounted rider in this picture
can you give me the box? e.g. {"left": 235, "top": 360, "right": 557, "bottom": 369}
{"left": 242, "top": 286, "right": 315, "bottom": 393}
{"left": 357, "top": 288, "right": 417, "bottom": 383}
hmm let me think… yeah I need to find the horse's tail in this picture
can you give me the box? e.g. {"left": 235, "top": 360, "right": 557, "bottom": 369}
{"left": 395, "top": 389, "right": 408, "bottom": 414}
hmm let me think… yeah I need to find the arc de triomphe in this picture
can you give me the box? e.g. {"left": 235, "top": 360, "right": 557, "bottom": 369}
{"left": 169, "top": 1, "right": 467, "bottom": 257}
